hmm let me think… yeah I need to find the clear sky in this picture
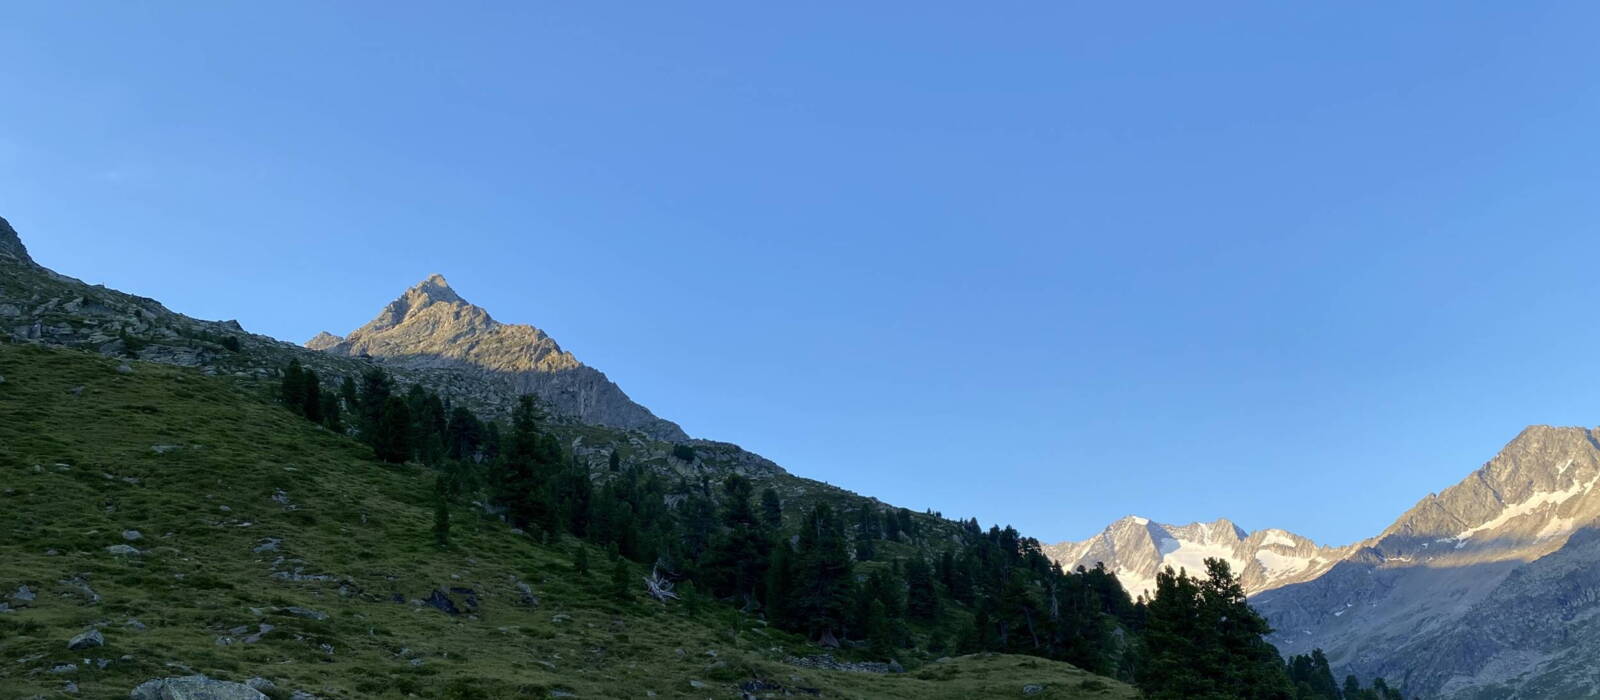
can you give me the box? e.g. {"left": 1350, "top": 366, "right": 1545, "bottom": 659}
{"left": 5, "top": 3, "right": 1600, "bottom": 546}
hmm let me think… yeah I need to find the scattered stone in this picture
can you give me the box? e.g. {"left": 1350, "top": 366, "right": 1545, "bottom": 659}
{"left": 549, "top": 691, "right": 576, "bottom": 698}
{"left": 252, "top": 538, "right": 281, "bottom": 553}
{"left": 551, "top": 614, "right": 572, "bottom": 624}
{"left": 243, "top": 624, "right": 273, "bottom": 644}
{"left": 122, "top": 530, "right": 143, "bottom": 541}
{"left": 117, "top": 363, "right": 133, "bottom": 374}
{"left": 68, "top": 385, "right": 84, "bottom": 396}
{"left": 150, "top": 444, "right": 180, "bottom": 454}
{"left": 515, "top": 581, "right": 539, "bottom": 607}
{"left": 1023, "top": 684, "right": 1045, "bottom": 695}
{"left": 689, "top": 680, "right": 708, "bottom": 689}
{"left": 283, "top": 606, "right": 328, "bottom": 621}
{"left": 449, "top": 587, "right": 479, "bottom": 611}
{"left": 0, "top": 602, "right": 10, "bottom": 613}
{"left": 785, "top": 654, "right": 906, "bottom": 674}
{"left": 64, "top": 681, "right": 80, "bottom": 694}
{"left": 67, "top": 628, "right": 104, "bottom": 650}
{"left": 215, "top": 636, "right": 236, "bottom": 646}
{"left": 290, "top": 692, "right": 319, "bottom": 700}
{"left": 129, "top": 675, "right": 268, "bottom": 700}
{"left": 423, "top": 589, "right": 460, "bottom": 615}
{"left": 106, "top": 544, "right": 141, "bottom": 556}
{"left": 219, "top": 505, "right": 231, "bottom": 512}
{"left": 245, "top": 678, "right": 276, "bottom": 693}
{"left": 45, "top": 549, "right": 60, "bottom": 556}
{"left": 10, "top": 585, "right": 36, "bottom": 604}
{"left": 271, "top": 489, "right": 292, "bottom": 506}
{"left": 50, "top": 663, "right": 77, "bottom": 674}
{"left": 62, "top": 577, "right": 101, "bottom": 603}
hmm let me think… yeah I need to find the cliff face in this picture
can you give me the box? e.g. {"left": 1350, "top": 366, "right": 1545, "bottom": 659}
{"left": 308, "top": 274, "right": 687, "bottom": 442}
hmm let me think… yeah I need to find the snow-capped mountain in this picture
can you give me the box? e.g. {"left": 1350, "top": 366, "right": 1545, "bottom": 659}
{"left": 1043, "top": 516, "right": 1348, "bottom": 599}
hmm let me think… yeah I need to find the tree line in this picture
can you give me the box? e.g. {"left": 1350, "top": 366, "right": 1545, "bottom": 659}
{"left": 277, "top": 362, "right": 1405, "bottom": 698}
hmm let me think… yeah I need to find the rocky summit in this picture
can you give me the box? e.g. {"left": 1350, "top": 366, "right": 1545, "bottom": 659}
{"left": 307, "top": 274, "right": 687, "bottom": 442}
{"left": 1044, "top": 516, "right": 1346, "bottom": 600}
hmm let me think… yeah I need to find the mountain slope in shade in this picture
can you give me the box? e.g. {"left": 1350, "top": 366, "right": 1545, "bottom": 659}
{"left": 1252, "top": 425, "right": 1600, "bottom": 698}
{"left": 309, "top": 275, "right": 687, "bottom": 441}
{"left": 1043, "top": 516, "right": 1347, "bottom": 599}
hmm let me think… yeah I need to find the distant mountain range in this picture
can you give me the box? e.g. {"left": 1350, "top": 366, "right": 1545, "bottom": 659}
{"left": 1049, "top": 425, "right": 1600, "bottom": 698}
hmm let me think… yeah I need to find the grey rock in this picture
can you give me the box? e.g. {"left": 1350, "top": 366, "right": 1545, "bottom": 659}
{"left": 243, "top": 678, "right": 274, "bottom": 693}
{"left": 1023, "top": 684, "right": 1045, "bottom": 695}
{"left": 423, "top": 589, "right": 460, "bottom": 615}
{"left": 283, "top": 606, "right": 328, "bottom": 621}
{"left": 51, "top": 663, "right": 78, "bottom": 674}
{"left": 151, "top": 445, "right": 181, "bottom": 454}
{"left": 129, "top": 675, "right": 268, "bottom": 700}
{"left": 126, "top": 619, "right": 147, "bottom": 630}
{"left": 117, "top": 363, "right": 133, "bottom": 374}
{"left": 64, "top": 681, "right": 80, "bottom": 694}
{"left": 252, "top": 538, "right": 281, "bottom": 553}
{"left": 106, "top": 544, "right": 141, "bottom": 556}
{"left": 11, "top": 585, "right": 35, "bottom": 603}
{"left": 122, "top": 530, "right": 143, "bottom": 541}
{"left": 67, "top": 628, "right": 104, "bottom": 650}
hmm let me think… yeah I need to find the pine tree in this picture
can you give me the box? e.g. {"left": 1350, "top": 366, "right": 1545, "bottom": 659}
{"left": 319, "top": 391, "right": 342, "bottom": 432}
{"left": 280, "top": 360, "right": 307, "bottom": 414}
{"left": 301, "top": 369, "right": 323, "bottom": 423}
{"left": 373, "top": 396, "right": 413, "bottom": 464}
{"left": 608, "top": 449, "right": 621, "bottom": 472}
{"left": 760, "top": 487, "right": 783, "bottom": 529}
{"left": 492, "top": 396, "right": 562, "bottom": 533}
{"left": 792, "top": 503, "right": 854, "bottom": 642}
{"left": 906, "top": 557, "right": 940, "bottom": 620}
{"left": 357, "top": 367, "right": 394, "bottom": 444}
{"left": 573, "top": 545, "right": 590, "bottom": 575}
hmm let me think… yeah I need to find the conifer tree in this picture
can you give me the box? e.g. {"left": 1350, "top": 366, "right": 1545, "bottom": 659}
{"left": 792, "top": 503, "right": 854, "bottom": 642}
{"left": 493, "top": 396, "right": 562, "bottom": 533}
{"left": 357, "top": 367, "right": 394, "bottom": 443}
{"left": 280, "top": 360, "right": 307, "bottom": 414}
{"left": 301, "top": 369, "right": 323, "bottom": 423}
{"left": 573, "top": 545, "right": 590, "bottom": 575}
{"left": 373, "top": 396, "right": 413, "bottom": 464}
{"left": 760, "top": 487, "right": 783, "bottom": 529}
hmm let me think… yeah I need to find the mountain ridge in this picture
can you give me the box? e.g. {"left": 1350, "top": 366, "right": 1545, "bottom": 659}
{"left": 307, "top": 273, "right": 686, "bottom": 441}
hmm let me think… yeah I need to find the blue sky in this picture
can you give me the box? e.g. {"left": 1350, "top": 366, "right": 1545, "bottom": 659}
{"left": 5, "top": 3, "right": 1600, "bottom": 545}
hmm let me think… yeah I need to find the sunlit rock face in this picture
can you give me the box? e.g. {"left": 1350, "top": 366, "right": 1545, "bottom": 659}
{"left": 1043, "top": 516, "right": 1346, "bottom": 600}
{"left": 1050, "top": 425, "right": 1600, "bottom": 698}
{"left": 1253, "top": 426, "right": 1600, "bottom": 698}
{"left": 308, "top": 274, "right": 687, "bottom": 442}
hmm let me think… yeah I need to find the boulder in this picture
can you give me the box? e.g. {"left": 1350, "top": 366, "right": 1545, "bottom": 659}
{"left": 68, "top": 628, "right": 104, "bottom": 650}
{"left": 129, "top": 675, "right": 268, "bottom": 700}
{"left": 106, "top": 544, "right": 141, "bottom": 556}
{"left": 122, "top": 530, "right": 143, "bottom": 541}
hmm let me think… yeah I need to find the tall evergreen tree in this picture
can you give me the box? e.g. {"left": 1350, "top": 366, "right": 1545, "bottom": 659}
{"left": 373, "top": 396, "right": 413, "bottom": 464}
{"left": 492, "top": 396, "right": 563, "bottom": 533}
{"left": 760, "top": 487, "right": 783, "bottom": 529}
{"left": 792, "top": 503, "right": 854, "bottom": 642}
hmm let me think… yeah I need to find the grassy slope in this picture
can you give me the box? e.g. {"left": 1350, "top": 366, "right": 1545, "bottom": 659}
{"left": 0, "top": 342, "right": 1137, "bottom": 699}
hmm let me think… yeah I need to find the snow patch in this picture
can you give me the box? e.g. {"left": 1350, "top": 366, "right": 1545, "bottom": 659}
{"left": 1457, "top": 472, "right": 1599, "bottom": 540}
{"left": 1260, "top": 530, "right": 1298, "bottom": 549}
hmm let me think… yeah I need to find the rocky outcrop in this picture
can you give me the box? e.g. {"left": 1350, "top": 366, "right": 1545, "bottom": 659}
{"left": 0, "top": 215, "right": 32, "bottom": 265}
{"left": 129, "top": 675, "right": 268, "bottom": 699}
{"left": 308, "top": 274, "right": 687, "bottom": 441}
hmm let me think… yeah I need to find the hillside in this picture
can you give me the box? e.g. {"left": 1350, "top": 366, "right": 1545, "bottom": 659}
{"left": 0, "top": 341, "right": 1138, "bottom": 699}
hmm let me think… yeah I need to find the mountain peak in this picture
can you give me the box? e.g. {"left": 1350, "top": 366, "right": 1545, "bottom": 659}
{"left": 407, "top": 273, "right": 463, "bottom": 305}
{"left": 0, "top": 215, "right": 35, "bottom": 266}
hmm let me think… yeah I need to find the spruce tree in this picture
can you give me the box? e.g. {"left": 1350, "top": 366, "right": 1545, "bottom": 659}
{"left": 792, "top": 503, "right": 854, "bottom": 642}
{"left": 573, "top": 545, "right": 590, "bottom": 575}
{"left": 493, "top": 396, "right": 562, "bottom": 534}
